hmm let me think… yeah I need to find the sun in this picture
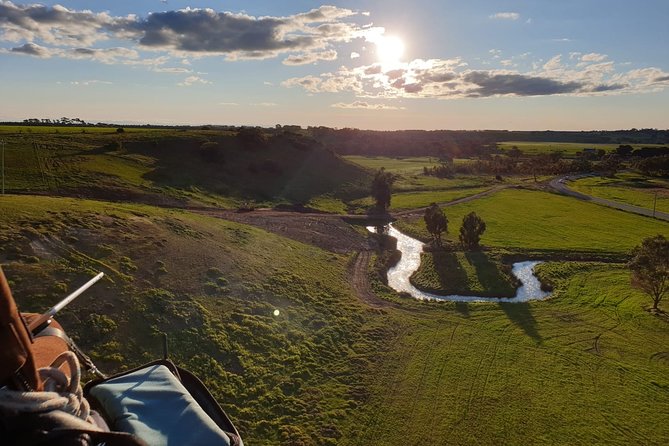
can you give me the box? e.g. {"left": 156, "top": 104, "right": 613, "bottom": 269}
{"left": 375, "top": 35, "right": 405, "bottom": 66}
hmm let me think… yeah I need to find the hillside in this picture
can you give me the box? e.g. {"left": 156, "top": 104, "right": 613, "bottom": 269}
{"left": 0, "top": 194, "right": 390, "bottom": 444}
{"left": 0, "top": 126, "right": 369, "bottom": 209}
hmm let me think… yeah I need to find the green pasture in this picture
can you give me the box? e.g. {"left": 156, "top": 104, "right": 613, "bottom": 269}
{"left": 344, "top": 155, "right": 438, "bottom": 175}
{"left": 390, "top": 188, "right": 488, "bottom": 210}
{"left": 395, "top": 188, "right": 669, "bottom": 254}
{"left": 570, "top": 173, "right": 669, "bottom": 214}
{"left": 343, "top": 262, "right": 669, "bottom": 445}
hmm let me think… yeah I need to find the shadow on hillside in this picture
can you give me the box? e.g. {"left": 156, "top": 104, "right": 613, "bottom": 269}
{"left": 499, "top": 302, "right": 542, "bottom": 343}
{"left": 116, "top": 135, "right": 368, "bottom": 204}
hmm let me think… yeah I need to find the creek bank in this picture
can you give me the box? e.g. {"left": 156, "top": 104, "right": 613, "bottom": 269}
{"left": 368, "top": 225, "right": 551, "bottom": 303}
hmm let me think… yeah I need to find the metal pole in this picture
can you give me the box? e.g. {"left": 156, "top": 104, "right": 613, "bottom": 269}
{"left": 1, "top": 140, "right": 5, "bottom": 195}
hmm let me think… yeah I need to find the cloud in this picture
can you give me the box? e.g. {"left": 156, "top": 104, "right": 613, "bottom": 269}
{"left": 153, "top": 66, "right": 192, "bottom": 73}
{"left": 490, "top": 12, "right": 520, "bottom": 21}
{"left": 177, "top": 75, "right": 211, "bottom": 86}
{"left": 463, "top": 71, "right": 582, "bottom": 97}
{"left": 0, "top": 2, "right": 380, "bottom": 64}
{"left": 580, "top": 52, "right": 607, "bottom": 62}
{"left": 70, "top": 79, "right": 112, "bottom": 86}
{"left": 331, "top": 101, "right": 404, "bottom": 110}
{"left": 350, "top": 51, "right": 360, "bottom": 59}
{"left": 0, "top": 1, "right": 129, "bottom": 46}
{"left": 219, "top": 102, "right": 238, "bottom": 106}
{"left": 10, "top": 42, "right": 50, "bottom": 57}
{"left": 283, "top": 49, "right": 337, "bottom": 65}
{"left": 282, "top": 54, "right": 669, "bottom": 99}
{"left": 251, "top": 102, "right": 277, "bottom": 107}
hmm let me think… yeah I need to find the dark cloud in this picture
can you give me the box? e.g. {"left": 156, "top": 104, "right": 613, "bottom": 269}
{"left": 0, "top": 2, "right": 371, "bottom": 61}
{"left": 10, "top": 42, "right": 49, "bottom": 56}
{"left": 463, "top": 71, "right": 583, "bottom": 97}
{"left": 364, "top": 64, "right": 382, "bottom": 75}
{"left": 587, "top": 83, "right": 627, "bottom": 93}
{"left": 654, "top": 75, "right": 669, "bottom": 83}
{"left": 127, "top": 9, "right": 313, "bottom": 53}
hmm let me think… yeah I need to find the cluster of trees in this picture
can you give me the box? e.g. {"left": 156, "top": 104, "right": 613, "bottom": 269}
{"left": 22, "top": 117, "right": 87, "bottom": 125}
{"left": 307, "top": 127, "right": 669, "bottom": 158}
{"left": 634, "top": 155, "right": 669, "bottom": 177}
{"left": 423, "top": 203, "right": 487, "bottom": 251}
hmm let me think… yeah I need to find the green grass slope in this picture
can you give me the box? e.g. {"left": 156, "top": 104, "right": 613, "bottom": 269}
{"left": 342, "top": 263, "right": 669, "bottom": 445}
{"left": 0, "top": 194, "right": 391, "bottom": 445}
{"left": 0, "top": 127, "right": 369, "bottom": 208}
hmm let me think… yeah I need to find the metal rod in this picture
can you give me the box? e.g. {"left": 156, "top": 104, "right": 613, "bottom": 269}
{"left": 1, "top": 139, "right": 5, "bottom": 195}
{"left": 29, "top": 272, "right": 104, "bottom": 332}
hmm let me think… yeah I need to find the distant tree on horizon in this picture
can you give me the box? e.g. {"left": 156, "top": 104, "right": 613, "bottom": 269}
{"left": 628, "top": 234, "right": 669, "bottom": 311}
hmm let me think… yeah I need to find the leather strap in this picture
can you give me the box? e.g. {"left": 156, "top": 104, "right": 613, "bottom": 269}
{"left": 35, "top": 327, "right": 106, "bottom": 379}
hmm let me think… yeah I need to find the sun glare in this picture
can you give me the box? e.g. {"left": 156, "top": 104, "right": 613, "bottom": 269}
{"left": 375, "top": 35, "right": 405, "bottom": 66}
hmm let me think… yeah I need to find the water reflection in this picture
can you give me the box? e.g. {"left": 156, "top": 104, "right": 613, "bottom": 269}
{"left": 367, "top": 224, "right": 550, "bottom": 303}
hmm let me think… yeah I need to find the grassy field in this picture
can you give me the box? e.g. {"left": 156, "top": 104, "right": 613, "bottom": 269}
{"left": 344, "top": 155, "right": 438, "bottom": 175}
{"left": 497, "top": 141, "right": 668, "bottom": 156}
{"left": 395, "top": 188, "right": 669, "bottom": 255}
{"left": 342, "top": 262, "right": 669, "bottom": 445}
{"left": 2, "top": 146, "right": 669, "bottom": 445}
{"left": 570, "top": 173, "right": 669, "bottom": 214}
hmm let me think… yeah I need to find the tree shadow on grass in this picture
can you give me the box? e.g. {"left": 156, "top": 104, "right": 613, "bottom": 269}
{"left": 499, "top": 302, "right": 542, "bottom": 343}
{"left": 432, "top": 251, "right": 469, "bottom": 294}
{"left": 465, "top": 251, "right": 516, "bottom": 297}
{"left": 454, "top": 301, "right": 470, "bottom": 318}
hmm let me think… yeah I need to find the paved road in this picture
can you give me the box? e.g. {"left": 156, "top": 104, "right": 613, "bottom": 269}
{"left": 549, "top": 176, "right": 669, "bottom": 222}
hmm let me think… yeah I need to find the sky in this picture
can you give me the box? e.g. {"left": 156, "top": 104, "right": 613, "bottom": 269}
{"left": 0, "top": 0, "right": 668, "bottom": 130}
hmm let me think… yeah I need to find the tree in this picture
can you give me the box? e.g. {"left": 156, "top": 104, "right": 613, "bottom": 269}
{"left": 628, "top": 234, "right": 669, "bottom": 310}
{"left": 424, "top": 203, "right": 448, "bottom": 246}
{"left": 459, "top": 212, "right": 486, "bottom": 250}
{"left": 371, "top": 168, "right": 393, "bottom": 211}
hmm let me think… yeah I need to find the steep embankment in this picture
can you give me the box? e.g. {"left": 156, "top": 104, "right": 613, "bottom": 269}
{"left": 0, "top": 194, "right": 393, "bottom": 445}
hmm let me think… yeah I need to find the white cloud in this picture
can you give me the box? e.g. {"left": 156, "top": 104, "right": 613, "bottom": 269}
{"left": 0, "top": 2, "right": 382, "bottom": 65}
{"left": 543, "top": 55, "right": 563, "bottom": 71}
{"left": 282, "top": 54, "right": 669, "bottom": 99}
{"left": 251, "top": 102, "right": 278, "bottom": 107}
{"left": 490, "top": 12, "right": 520, "bottom": 21}
{"left": 219, "top": 102, "right": 238, "bottom": 106}
{"left": 177, "top": 75, "right": 212, "bottom": 86}
{"left": 283, "top": 49, "right": 337, "bottom": 66}
{"left": 580, "top": 52, "right": 607, "bottom": 63}
{"left": 69, "top": 79, "right": 112, "bottom": 86}
{"left": 331, "top": 101, "right": 404, "bottom": 110}
{"left": 350, "top": 51, "right": 360, "bottom": 59}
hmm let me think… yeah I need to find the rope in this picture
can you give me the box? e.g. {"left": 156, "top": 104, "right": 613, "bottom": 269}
{"left": 0, "top": 351, "right": 96, "bottom": 425}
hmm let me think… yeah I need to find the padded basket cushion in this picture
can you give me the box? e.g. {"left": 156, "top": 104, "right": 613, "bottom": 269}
{"left": 88, "top": 364, "right": 231, "bottom": 446}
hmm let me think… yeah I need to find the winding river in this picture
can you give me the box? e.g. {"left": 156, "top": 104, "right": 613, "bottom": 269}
{"left": 368, "top": 225, "right": 550, "bottom": 303}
